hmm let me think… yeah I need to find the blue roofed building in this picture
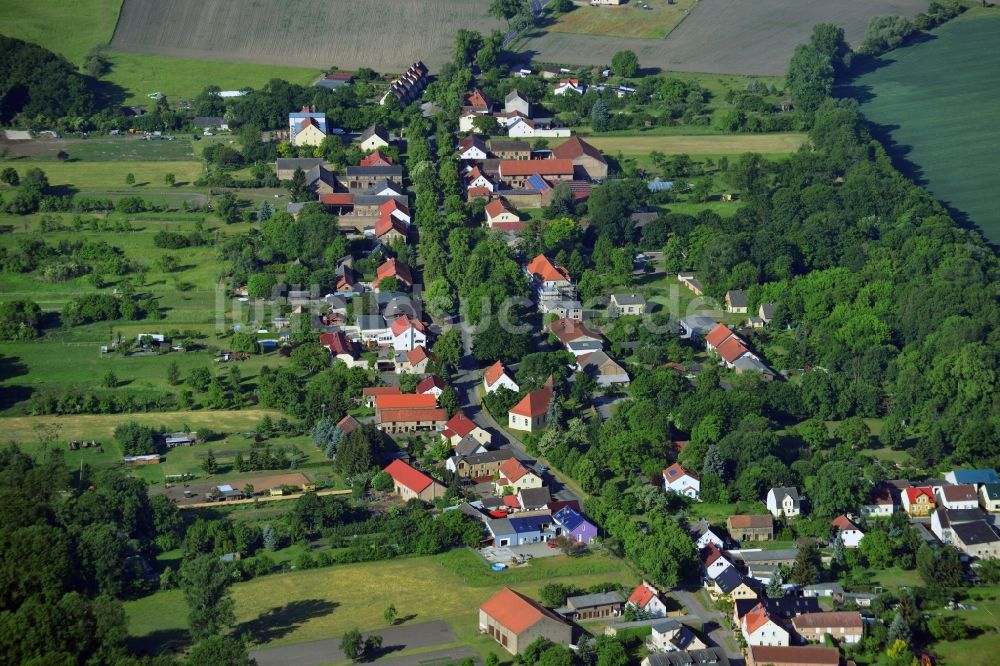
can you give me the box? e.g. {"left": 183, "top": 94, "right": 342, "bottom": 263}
{"left": 945, "top": 469, "right": 999, "bottom": 486}
{"left": 553, "top": 507, "right": 598, "bottom": 544}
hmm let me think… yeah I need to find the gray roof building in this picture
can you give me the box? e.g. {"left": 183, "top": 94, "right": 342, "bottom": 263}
{"left": 641, "top": 648, "right": 729, "bottom": 666}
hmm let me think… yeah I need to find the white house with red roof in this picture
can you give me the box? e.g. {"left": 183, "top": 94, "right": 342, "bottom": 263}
{"left": 526, "top": 254, "right": 573, "bottom": 290}
{"left": 831, "top": 515, "right": 864, "bottom": 548}
{"left": 485, "top": 199, "right": 523, "bottom": 231}
{"left": 459, "top": 135, "right": 489, "bottom": 161}
{"left": 495, "top": 457, "right": 543, "bottom": 493}
{"left": 483, "top": 360, "right": 519, "bottom": 394}
{"left": 319, "top": 331, "right": 357, "bottom": 366}
{"left": 466, "top": 167, "right": 494, "bottom": 193}
{"left": 700, "top": 543, "right": 734, "bottom": 580}
{"left": 508, "top": 388, "right": 553, "bottom": 432}
{"left": 742, "top": 603, "right": 790, "bottom": 647}
{"left": 663, "top": 463, "right": 700, "bottom": 499}
{"left": 380, "top": 199, "right": 410, "bottom": 225}
{"left": 554, "top": 79, "right": 585, "bottom": 96}
{"left": 394, "top": 344, "right": 433, "bottom": 373}
{"left": 389, "top": 316, "right": 427, "bottom": 351}
{"left": 374, "top": 215, "right": 409, "bottom": 245}
{"left": 441, "top": 411, "right": 492, "bottom": 447}
{"left": 416, "top": 375, "right": 446, "bottom": 398}
{"left": 383, "top": 459, "right": 446, "bottom": 502}
{"left": 626, "top": 581, "right": 668, "bottom": 618}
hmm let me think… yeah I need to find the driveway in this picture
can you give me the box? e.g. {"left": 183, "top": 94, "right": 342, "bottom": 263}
{"left": 671, "top": 589, "right": 743, "bottom": 662}
{"left": 249, "top": 621, "right": 457, "bottom": 666}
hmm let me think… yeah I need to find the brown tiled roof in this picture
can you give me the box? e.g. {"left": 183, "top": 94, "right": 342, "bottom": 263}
{"left": 728, "top": 515, "right": 773, "bottom": 529}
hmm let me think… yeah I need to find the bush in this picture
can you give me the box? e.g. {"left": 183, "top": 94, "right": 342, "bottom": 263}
{"left": 115, "top": 421, "right": 157, "bottom": 456}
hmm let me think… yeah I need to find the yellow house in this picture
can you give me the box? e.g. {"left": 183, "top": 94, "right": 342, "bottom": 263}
{"left": 494, "top": 458, "right": 543, "bottom": 494}
{"left": 904, "top": 487, "right": 936, "bottom": 516}
{"left": 294, "top": 117, "right": 327, "bottom": 147}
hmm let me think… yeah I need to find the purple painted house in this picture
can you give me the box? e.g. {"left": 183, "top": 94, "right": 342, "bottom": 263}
{"left": 554, "top": 506, "right": 598, "bottom": 544}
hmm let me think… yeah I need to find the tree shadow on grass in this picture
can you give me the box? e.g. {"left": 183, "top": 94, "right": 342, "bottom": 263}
{"left": 235, "top": 599, "right": 339, "bottom": 644}
{"left": 126, "top": 627, "right": 192, "bottom": 656}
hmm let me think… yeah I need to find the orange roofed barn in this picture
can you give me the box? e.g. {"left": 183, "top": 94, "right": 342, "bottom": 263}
{"left": 383, "top": 459, "right": 445, "bottom": 502}
{"left": 479, "top": 587, "right": 572, "bottom": 654}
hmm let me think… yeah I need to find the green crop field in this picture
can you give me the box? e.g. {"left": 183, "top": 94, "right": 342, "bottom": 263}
{"left": 126, "top": 549, "right": 637, "bottom": 655}
{"left": 847, "top": 10, "right": 1000, "bottom": 245}
{"left": 0, "top": 160, "right": 202, "bottom": 190}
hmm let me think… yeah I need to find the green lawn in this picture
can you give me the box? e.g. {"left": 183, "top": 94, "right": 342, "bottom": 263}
{"left": 0, "top": 0, "right": 123, "bottom": 66}
{"left": 126, "top": 549, "right": 638, "bottom": 656}
{"left": 929, "top": 583, "right": 1000, "bottom": 666}
{"left": 0, "top": 160, "right": 202, "bottom": 190}
{"left": 847, "top": 10, "right": 1000, "bottom": 244}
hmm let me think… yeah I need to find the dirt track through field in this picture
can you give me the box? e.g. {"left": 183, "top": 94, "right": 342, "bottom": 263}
{"left": 522, "top": 0, "right": 926, "bottom": 75}
{"left": 111, "top": 0, "right": 502, "bottom": 73}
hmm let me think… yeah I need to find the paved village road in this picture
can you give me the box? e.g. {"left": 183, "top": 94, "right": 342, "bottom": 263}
{"left": 250, "top": 621, "right": 457, "bottom": 666}
{"left": 671, "top": 589, "right": 744, "bottom": 663}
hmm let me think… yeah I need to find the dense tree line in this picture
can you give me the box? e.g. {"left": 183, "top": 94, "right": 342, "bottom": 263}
{"left": 0, "top": 35, "right": 98, "bottom": 125}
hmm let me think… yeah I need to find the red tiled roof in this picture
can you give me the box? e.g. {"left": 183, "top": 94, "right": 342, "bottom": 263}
{"left": 485, "top": 199, "right": 518, "bottom": 220}
{"left": 375, "top": 215, "right": 408, "bottom": 239}
{"left": 528, "top": 255, "right": 572, "bottom": 283}
{"left": 792, "top": 611, "right": 863, "bottom": 631}
{"left": 384, "top": 459, "right": 436, "bottom": 493}
{"left": 663, "top": 463, "right": 697, "bottom": 483}
{"left": 548, "top": 318, "right": 600, "bottom": 345}
{"left": 390, "top": 316, "right": 424, "bottom": 337}
{"left": 729, "top": 515, "right": 772, "bottom": 529}
{"left": 337, "top": 414, "right": 361, "bottom": 435}
{"left": 480, "top": 587, "right": 568, "bottom": 635}
{"left": 444, "top": 412, "right": 478, "bottom": 439}
{"left": 831, "top": 515, "right": 859, "bottom": 532}
{"left": 628, "top": 582, "right": 659, "bottom": 608}
{"left": 500, "top": 159, "right": 574, "bottom": 177}
{"left": 498, "top": 457, "right": 533, "bottom": 483}
{"left": 552, "top": 135, "right": 606, "bottom": 164}
{"left": 416, "top": 375, "right": 446, "bottom": 394}
{"left": 705, "top": 323, "right": 733, "bottom": 348}
{"left": 380, "top": 198, "right": 409, "bottom": 218}
{"left": 716, "top": 336, "right": 749, "bottom": 363}
{"left": 467, "top": 186, "right": 492, "bottom": 198}
{"left": 484, "top": 360, "right": 511, "bottom": 387}
{"left": 503, "top": 494, "right": 520, "bottom": 508}
{"left": 361, "top": 150, "right": 393, "bottom": 167}
{"left": 319, "top": 331, "right": 353, "bottom": 356}
{"left": 376, "top": 259, "right": 413, "bottom": 286}
{"left": 906, "top": 487, "right": 934, "bottom": 503}
{"left": 375, "top": 393, "right": 437, "bottom": 410}
{"left": 379, "top": 408, "right": 448, "bottom": 424}
{"left": 700, "top": 542, "right": 725, "bottom": 567}
{"left": 743, "top": 603, "right": 774, "bottom": 635}
{"left": 464, "top": 89, "right": 492, "bottom": 109}
{"left": 509, "top": 389, "right": 552, "bottom": 419}
{"left": 321, "top": 193, "right": 354, "bottom": 206}
{"left": 363, "top": 386, "right": 401, "bottom": 396}
{"left": 406, "top": 345, "right": 431, "bottom": 365}
{"left": 748, "top": 646, "right": 839, "bottom": 666}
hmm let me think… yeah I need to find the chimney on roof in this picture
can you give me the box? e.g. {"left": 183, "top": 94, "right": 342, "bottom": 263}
{"left": 301, "top": 105, "right": 315, "bottom": 113}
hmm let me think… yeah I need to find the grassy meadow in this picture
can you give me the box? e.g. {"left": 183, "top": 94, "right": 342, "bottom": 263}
{"left": 548, "top": 0, "right": 699, "bottom": 39}
{"left": 126, "top": 548, "right": 638, "bottom": 655}
{"left": 847, "top": 10, "right": 1000, "bottom": 244}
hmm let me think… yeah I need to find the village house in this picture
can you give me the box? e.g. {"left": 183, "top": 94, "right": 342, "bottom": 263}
{"left": 380, "top": 198, "right": 410, "bottom": 225}
{"left": 711, "top": 566, "right": 758, "bottom": 601}
{"left": 356, "top": 314, "right": 392, "bottom": 346}
{"left": 554, "top": 79, "right": 585, "bottom": 95}
{"left": 791, "top": 611, "right": 864, "bottom": 644}
{"left": 862, "top": 483, "right": 898, "bottom": 517}
{"left": 742, "top": 603, "right": 791, "bottom": 647}
{"left": 577, "top": 350, "right": 630, "bottom": 386}
{"left": 388, "top": 316, "right": 426, "bottom": 351}
{"left": 627, "top": 581, "right": 670, "bottom": 618}
{"left": 479, "top": 587, "right": 572, "bottom": 654}
{"left": 495, "top": 457, "right": 544, "bottom": 494}
{"left": 648, "top": 619, "right": 706, "bottom": 653}
{"left": 746, "top": 646, "right": 839, "bottom": 666}
{"left": 276, "top": 157, "right": 325, "bottom": 180}
{"left": 374, "top": 393, "right": 446, "bottom": 434}
{"left": 383, "top": 459, "right": 445, "bottom": 502}
{"left": 951, "top": 521, "right": 1000, "bottom": 559}
{"left": 549, "top": 318, "right": 602, "bottom": 353}
{"left": 700, "top": 543, "right": 734, "bottom": 580}
{"left": 553, "top": 506, "right": 598, "bottom": 544}
{"left": 459, "top": 134, "right": 489, "bottom": 161}
{"left": 937, "top": 483, "right": 980, "bottom": 510}
{"left": 558, "top": 591, "right": 624, "bottom": 621}
{"left": 725, "top": 289, "right": 748, "bottom": 314}
{"left": 981, "top": 483, "right": 1000, "bottom": 512}
{"left": 361, "top": 150, "right": 394, "bottom": 167}
{"left": 319, "top": 331, "right": 357, "bottom": 366}
{"left": 903, "top": 486, "right": 936, "bottom": 516}
{"left": 642, "top": 649, "right": 730, "bottom": 666}
{"left": 737, "top": 549, "right": 800, "bottom": 569}
{"left": 504, "top": 90, "right": 531, "bottom": 117}
{"left": 727, "top": 515, "right": 774, "bottom": 542}
{"left": 288, "top": 107, "right": 328, "bottom": 146}
{"left": 930, "top": 507, "right": 983, "bottom": 544}
{"left": 506, "top": 116, "right": 571, "bottom": 139}
{"left": 446, "top": 449, "right": 516, "bottom": 478}
{"left": 831, "top": 515, "right": 865, "bottom": 548}
{"left": 945, "top": 469, "right": 1000, "bottom": 486}
{"left": 343, "top": 164, "right": 404, "bottom": 190}
{"left": 767, "top": 487, "right": 802, "bottom": 518}
{"left": 608, "top": 293, "right": 647, "bottom": 317}
{"left": 454, "top": 434, "right": 489, "bottom": 458}
{"left": 498, "top": 159, "right": 574, "bottom": 188}
{"left": 441, "top": 411, "right": 491, "bottom": 447}
{"left": 356, "top": 125, "right": 390, "bottom": 152}
{"left": 374, "top": 215, "right": 408, "bottom": 245}
{"left": 375, "top": 259, "right": 414, "bottom": 291}
{"left": 552, "top": 135, "right": 609, "bottom": 181}
{"left": 483, "top": 360, "right": 519, "bottom": 394}
{"left": 508, "top": 388, "right": 553, "bottom": 432}
{"left": 517, "top": 487, "right": 551, "bottom": 511}
{"left": 489, "top": 139, "right": 531, "bottom": 160}
{"left": 485, "top": 198, "right": 524, "bottom": 231}
{"left": 691, "top": 520, "right": 727, "bottom": 550}
{"left": 663, "top": 463, "right": 700, "bottom": 499}
{"left": 394, "top": 345, "right": 433, "bottom": 374}
{"left": 337, "top": 414, "right": 361, "bottom": 437}
{"left": 466, "top": 166, "right": 494, "bottom": 193}
{"left": 678, "top": 273, "right": 705, "bottom": 296}
{"left": 758, "top": 303, "right": 778, "bottom": 325}
{"left": 193, "top": 116, "right": 229, "bottom": 131}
